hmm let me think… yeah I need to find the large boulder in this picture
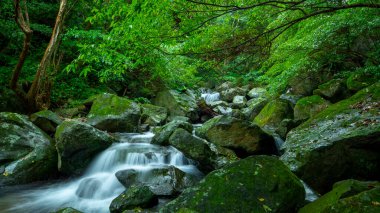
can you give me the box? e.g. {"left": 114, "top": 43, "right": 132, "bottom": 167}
{"left": 115, "top": 165, "right": 200, "bottom": 196}
{"left": 140, "top": 104, "right": 168, "bottom": 126}
{"left": 299, "top": 179, "right": 380, "bottom": 213}
{"left": 153, "top": 90, "right": 198, "bottom": 122}
{"left": 0, "top": 112, "right": 57, "bottom": 185}
{"left": 161, "top": 156, "right": 305, "bottom": 213}
{"left": 293, "top": 95, "right": 331, "bottom": 122}
{"left": 109, "top": 185, "right": 158, "bottom": 213}
{"left": 281, "top": 83, "right": 380, "bottom": 193}
{"left": 30, "top": 110, "right": 63, "bottom": 134}
{"left": 220, "top": 87, "right": 246, "bottom": 102}
{"left": 254, "top": 99, "right": 293, "bottom": 137}
{"left": 169, "top": 128, "right": 215, "bottom": 171}
{"left": 0, "top": 88, "right": 26, "bottom": 113}
{"left": 195, "top": 115, "right": 274, "bottom": 155}
{"left": 151, "top": 120, "right": 193, "bottom": 146}
{"left": 87, "top": 93, "right": 141, "bottom": 132}
{"left": 55, "top": 120, "right": 115, "bottom": 175}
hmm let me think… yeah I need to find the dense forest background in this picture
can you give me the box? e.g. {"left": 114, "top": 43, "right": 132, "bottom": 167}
{"left": 1, "top": 0, "right": 379, "bottom": 110}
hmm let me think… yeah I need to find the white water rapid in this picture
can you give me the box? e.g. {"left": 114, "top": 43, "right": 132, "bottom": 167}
{"left": 0, "top": 132, "right": 202, "bottom": 213}
{"left": 200, "top": 89, "right": 220, "bottom": 104}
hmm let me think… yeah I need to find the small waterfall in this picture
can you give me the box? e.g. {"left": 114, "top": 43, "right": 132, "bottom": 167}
{"left": 200, "top": 89, "right": 220, "bottom": 104}
{"left": 1, "top": 131, "right": 202, "bottom": 213}
{"left": 302, "top": 181, "right": 319, "bottom": 202}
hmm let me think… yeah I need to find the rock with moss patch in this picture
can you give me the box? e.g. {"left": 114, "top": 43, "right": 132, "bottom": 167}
{"left": 160, "top": 155, "right": 305, "bottom": 213}
{"left": 0, "top": 112, "right": 57, "bottom": 185}
{"left": 195, "top": 115, "right": 274, "bottom": 155}
{"left": 169, "top": 128, "right": 216, "bottom": 171}
{"left": 30, "top": 110, "right": 63, "bottom": 134}
{"left": 347, "top": 70, "right": 379, "bottom": 91}
{"left": 153, "top": 90, "right": 199, "bottom": 122}
{"left": 247, "top": 87, "right": 268, "bottom": 99}
{"left": 0, "top": 88, "right": 26, "bottom": 113}
{"left": 231, "top": 96, "right": 247, "bottom": 108}
{"left": 293, "top": 95, "right": 331, "bottom": 122}
{"left": 242, "top": 97, "right": 268, "bottom": 120}
{"left": 55, "top": 120, "right": 115, "bottom": 175}
{"left": 299, "top": 179, "right": 380, "bottom": 213}
{"left": 313, "top": 78, "right": 349, "bottom": 101}
{"left": 151, "top": 120, "right": 193, "bottom": 145}
{"left": 115, "top": 165, "right": 200, "bottom": 196}
{"left": 87, "top": 93, "right": 141, "bottom": 132}
{"left": 141, "top": 104, "right": 168, "bottom": 126}
{"left": 53, "top": 207, "right": 83, "bottom": 213}
{"left": 109, "top": 185, "right": 158, "bottom": 213}
{"left": 281, "top": 83, "right": 380, "bottom": 193}
{"left": 254, "top": 99, "right": 293, "bottom": 137}
{"left": 220, "top": 87, "right": 246, "bottom": 102}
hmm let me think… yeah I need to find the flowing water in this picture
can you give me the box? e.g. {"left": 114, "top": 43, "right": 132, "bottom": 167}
{"left": 0, "top": 132, "right": 202, "bottom": 213}
{"left": 200, "top": 89, "right": 220, "bottom": 104}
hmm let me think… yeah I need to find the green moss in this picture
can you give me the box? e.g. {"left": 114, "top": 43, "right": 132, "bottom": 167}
{"left": 160, "top": 156, "right": 305, "bottom": 213}
{"left": 294, "top": 95, "right": 330, "bottom": 121}
{"left": 299, "top": 180, "right": 380, "bottom": 213}
{"left": 88, "top": 93, "right": 134, "bottom": 116}
{"left": 347, "top": 67, "right": 380, "bottom": 91}
{"left": 254, "top": 99, "right": 292, "bottom": 132}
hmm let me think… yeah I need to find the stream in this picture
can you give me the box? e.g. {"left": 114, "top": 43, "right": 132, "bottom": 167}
{"left": 0, "top": 132, "right": 203, "bottom": 213}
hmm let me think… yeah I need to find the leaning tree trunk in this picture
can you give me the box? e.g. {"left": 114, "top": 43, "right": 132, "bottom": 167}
{"left": 26, "top": 0, "right": 67, "bottom": 111}
{"left": 9, "top": 0, "right": 32, "bottom": 90}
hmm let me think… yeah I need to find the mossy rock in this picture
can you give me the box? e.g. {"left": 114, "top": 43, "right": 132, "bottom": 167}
{"left": 53, "top": 207, "right": 83, "bottom": 213}
{"left": 281, "top": 83, "right": 380, "bottom": 193}
{"left": 87, "top": 93, "right": 141, "bottom": 132}
{"left": 247, "top": 87, "right": 268, "bottom": 99}
{"left": 299, "top": 179, "right": 380, "bottom": 213}
{"left": 313, "top": 78, "right": 349, "bottom": 101}
{"left": 153, "top": 90, "right": 198, "bottom": 122}
{"left": 195, "top": 115, "right": 274, "bottom": 155}
{"left": 30, "top": 110, "right": 63, "bottom": 134}
{"left": 242, "top": 97, "right": 268, "bottom": 120}
{"left": 347, "top": 70, "right": 379, "bottom": 91}
{"left": 254, "top": 99, "right": 293, "bottom": 137}
{"left": 160, "top": 155, "right": 305, "bottom": 213}
{"left": 141, "top": 104, "right": 168, "bottom": 126}
{"left": 55, "top": 120, "right": 115, "bottom": 175}
{"left": 109, "top": 185, "right": 158, "bottom": 213}
{"left": 220, "top": 87, "right": 246, "bottom": 102}
{"left": 293, "top": 95, "right": 331, "bottom": 122}
{"left": 0, "top": 112, "right": 57, "bottom": 185}
{"left": 151, "top": 120, "right": 193, "bottom": 145}
{"left": 169, "top": 128, "right": 215, "bottom": 172}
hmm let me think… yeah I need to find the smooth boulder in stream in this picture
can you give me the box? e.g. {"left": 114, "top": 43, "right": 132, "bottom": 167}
{"left": 161, "top": 155, "right": 305, "bottom": 213}
{"left": 0, "top": 112, "right": 57, "bottom": 185}
{"left": 55, "top": 120, "right": 115, "bottom": 175}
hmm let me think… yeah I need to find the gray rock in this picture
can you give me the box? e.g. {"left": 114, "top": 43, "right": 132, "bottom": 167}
{"left": 87, "top": 93, "right": 141, "bottom": 132}
{"left": 151, "top": 120, "right": 193, "bottom": 145}
{"left": 55, "top": 120, "right": 115, "bottom": 175}
{"left": 247, "top": 87, "right": 267, "bottom": 99}
{"left": 0, "top": 112, "right": 57, "bottom": 185}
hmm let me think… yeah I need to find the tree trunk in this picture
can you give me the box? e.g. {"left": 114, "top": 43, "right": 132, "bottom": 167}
{"left": 26, "top": 0, "right": 68, "bottom": 111}
{"left": 10, "top": 0, "right": 32, "bottom": 90}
